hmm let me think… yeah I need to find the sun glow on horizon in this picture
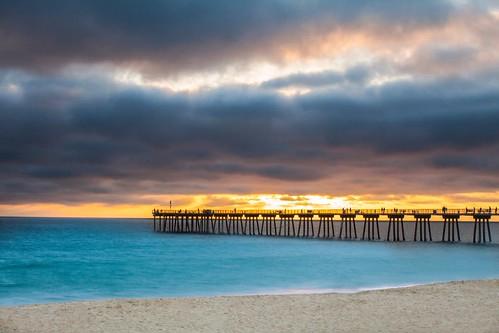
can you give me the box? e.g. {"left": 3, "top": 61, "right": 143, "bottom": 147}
{"left": 1, "top": 192, "right": 498, "bottom": 218}
{"left": 247, "top": 195, "right": 350, "bottom": 210}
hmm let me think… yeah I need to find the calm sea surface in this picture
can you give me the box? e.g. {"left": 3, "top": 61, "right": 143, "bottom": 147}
{"left": 1, "top": 217, "right": 498, "bottom": 305}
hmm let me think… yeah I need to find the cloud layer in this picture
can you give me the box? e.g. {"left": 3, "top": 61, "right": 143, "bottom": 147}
{"left": 0, "top": 0, "right": 457, "bottom": 74}
{"left": 0, "top": 0, "right": 498, "bottom": 208}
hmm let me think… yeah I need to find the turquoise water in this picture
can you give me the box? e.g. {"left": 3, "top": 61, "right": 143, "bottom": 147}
{"left": 1, "top": 218, "right": 498, "bottom": 305}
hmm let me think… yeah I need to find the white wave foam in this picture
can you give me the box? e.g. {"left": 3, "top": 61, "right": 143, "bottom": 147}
{"left": 223, "top": 281, "right": 447, "bottom": 297}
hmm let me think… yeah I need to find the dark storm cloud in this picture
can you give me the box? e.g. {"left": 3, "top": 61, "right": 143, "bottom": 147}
{"left": 1, "top": 70, "right": 499, "bottom": 203}
{"left": 432, "top": 153, "right": 499, "bottom": 173}
{"left": 0, "top": 0, "right": 498, "bottom": 205}
{"left": 0, "top": 0, "right": 456, "bottom": 74}
{"left": 298, "top": 76, "right": 499, "bottom": 153}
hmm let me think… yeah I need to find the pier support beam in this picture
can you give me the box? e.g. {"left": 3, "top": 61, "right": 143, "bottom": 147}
{"left": 209, "top": 215, "right": 216, "bottom": 234}
{"left": 473, "top": 214, "right": 492, "bottom": 244}
{"left": 163, "top": 215, "right": 168, "bottom": 232}
{"left": 245, "top": 214, "right": 260, "bottom": 236}
{"left": 442, "top": 214, "right": 460, "bottom": 242}
{"left": 279, "top": 215, "right": 296, "bottom": 237}
{"left": 339, "top": 214, "right": 357, "bottom": 239}
{"left": 200, "top": 214, "right": 207, "bottom": 234}
{"left": 222, "top": 215, "right": 229, "bottom": 234}
{"left": 362, "top": 214, "right": 380, "bottom": 240}
{"left": 228, "top": 214, "right": 243, "bottom": 235}
{"left": 318, "top": 214, "right": 335, "bottom": 238}
{"left": 272, "top": 215, "right": 278, "bottom": 236}
{"left": 387, "top": 214, "right": 405, "bottom": 241}
{"left": 262, "top": 215, "right": 278, "bottom": 236}
{"left": 297, "top": 214, "right": 314, "bottom": 237}
{"left": 413, "top": 214, "right": 432, "bottom": 241}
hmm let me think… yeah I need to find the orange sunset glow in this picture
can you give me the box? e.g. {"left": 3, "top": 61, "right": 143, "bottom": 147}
{"left": 2, "top": 192, "right": 499, "bottom": 218}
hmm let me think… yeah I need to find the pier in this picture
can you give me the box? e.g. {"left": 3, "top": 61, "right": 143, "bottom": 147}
{"left": 152, "top": 208, "right": 497, "bottom": 244}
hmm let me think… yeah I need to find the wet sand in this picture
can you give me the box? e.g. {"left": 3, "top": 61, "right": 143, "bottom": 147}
{"left": 1, "top": 279, "right": 498, "bottom": 333}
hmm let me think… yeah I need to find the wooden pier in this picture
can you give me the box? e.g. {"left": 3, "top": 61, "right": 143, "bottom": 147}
{"left": 152, "top": 208, "right": 497, "bottom": 244}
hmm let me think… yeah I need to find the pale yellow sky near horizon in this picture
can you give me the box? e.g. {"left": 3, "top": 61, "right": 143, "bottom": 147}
{"left": 1, "top": 192, "right": 498, "bottom": 218}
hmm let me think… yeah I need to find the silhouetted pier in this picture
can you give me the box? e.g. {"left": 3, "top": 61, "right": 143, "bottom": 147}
{"left": 152, "top": 208, "right": 497, "bottom": 244}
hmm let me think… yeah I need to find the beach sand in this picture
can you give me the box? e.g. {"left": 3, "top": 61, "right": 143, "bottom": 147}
{"left": 1, "top": 280, "right": 498, "bottom": 333}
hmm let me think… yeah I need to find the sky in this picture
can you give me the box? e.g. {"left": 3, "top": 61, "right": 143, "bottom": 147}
{"left": 1, "top": 0, "right": 499, "bottom": 217}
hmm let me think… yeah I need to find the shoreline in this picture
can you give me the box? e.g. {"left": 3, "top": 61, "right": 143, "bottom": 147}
{"left": 1, "top": 279, "right": 491, "bottom": 308}
{"left": 2, "top": 279, "right": 498, "bottom": 332}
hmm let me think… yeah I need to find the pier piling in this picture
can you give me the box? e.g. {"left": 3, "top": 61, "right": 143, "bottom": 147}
{"left": 339, "top": 214, "right": 357, "bottom": 239}
{"left": 362, "top": 214, "right": 380, "bottom": 240}
{"left": 473, "top": 213, "right": 492, "bottom": 243}
{"left": 387, "top": 214, "right": 405, "bottom": 241}
{"left": 318, "top": 214, "right": 335, "bottom": 238}
{"left": 442, "top": 214, "right": 460, "bottom": 242}
{"left": 413, "top": 214, "right": 432, "bottom": 241}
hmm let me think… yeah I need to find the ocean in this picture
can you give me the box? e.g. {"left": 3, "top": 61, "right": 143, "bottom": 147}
{"left": 1, "top": 217, "right": 498, "bottom": 306}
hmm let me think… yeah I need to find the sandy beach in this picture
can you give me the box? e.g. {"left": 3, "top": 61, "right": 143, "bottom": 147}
{"left": 1, "top": 280, "right": 498, "bottom": 333}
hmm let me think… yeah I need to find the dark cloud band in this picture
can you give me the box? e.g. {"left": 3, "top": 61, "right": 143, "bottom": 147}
{"left": 0, "top": 0, "right": 498, "bottom": 205}
{"left": 1, "top": 69, "right": 498, "bottom": 204}
{"left": 0, "top": 0, "right": 457, "bottom": 74}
